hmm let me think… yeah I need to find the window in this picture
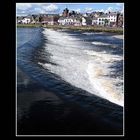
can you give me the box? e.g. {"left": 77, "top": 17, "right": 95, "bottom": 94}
{"left": 99, "top": 19, "right": 101, "bottom": 21}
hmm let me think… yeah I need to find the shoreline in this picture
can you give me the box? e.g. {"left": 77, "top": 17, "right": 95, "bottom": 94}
{"left": 17, "top": 24, "right": 123, "bottom": 34}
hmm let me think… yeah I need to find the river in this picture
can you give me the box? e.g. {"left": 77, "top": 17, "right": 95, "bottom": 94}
{"left": 16, "top": 28, "right": 124, "bottom": 135}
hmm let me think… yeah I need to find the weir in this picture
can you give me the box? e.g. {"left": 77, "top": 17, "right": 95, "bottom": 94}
{"left": 17, "top": 28, "right": 123, "bottom": 134}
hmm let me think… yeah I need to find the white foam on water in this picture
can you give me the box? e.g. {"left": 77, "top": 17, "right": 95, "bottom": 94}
{"left": 112, "top": 35, "right": 124, "bottom": 39}
{"left": 40, "top": 29, "right": 124, "bottom": 106}
{"left": 82, "top": 32, "right": 104, "bottom": 35}
{"left": 84, "top": 50, "right": 123, "bottom": 106}
{"left": 91, "top": 41, "right": 111, "bottom": 46}
{"left": 86, "top": 60, "right": 123, "bottom": 106}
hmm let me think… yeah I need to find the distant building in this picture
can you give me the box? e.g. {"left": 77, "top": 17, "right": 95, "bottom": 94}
{"left": 17, "top": 16, "right": 24, "bottom": 24}
{"left": 42, "top": 15, "right": 59, "bottom": 25}
{"left": 82, "top": 13, "right": 88, "bottom": 17}
{"left": 91, "top": 12, "right": 103, "bottom": 18}
{"left": 96, "top": 14, "right": 109, "bottom": 26}
{"left": 92, "top": 17, "right": 98, "bottom": 25}
{"left": 58, "top": 17, "right": 81, "bottom": 26}
{"left": 58, "top": 17, "right": 65, "bottom": 25}
{"left": 82, "top": 17, "right": 92, "bottom": 26}
{"left": 29, "top": 15, "right": 37, "bottom": 24}
{"left": 69, "top": 10, "right": 76, "bottom": 16}
{"left": 107, "top": 12, "right": 117, "bottom": 27}
{"left": 18, "top": 17, "right": 31, "bottom": 24}
{"left": 92, "top": 12, "right": 118, "bottom": 27}
{"left": 16, "top": 10, "right": 123, "bottom": 28}
{"left": 116, "top": 13, "right": 123, "bottom": 27}
{"left": 63, "top": 8, "right": 69, "bottom": 17}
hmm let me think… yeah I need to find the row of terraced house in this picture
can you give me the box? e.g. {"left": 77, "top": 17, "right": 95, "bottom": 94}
{"left": 17, "top": 8, "right": 124, "bottom": 27}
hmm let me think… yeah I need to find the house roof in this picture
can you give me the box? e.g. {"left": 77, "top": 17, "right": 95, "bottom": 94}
{"left": 92, "top": 17, "right": 98, "bottom": 20}
{"left": 98, "top": 14, "right": 108, "bottom": 18}
{"left": 59, "top": 16, "right": 80, "bottom": 20}
{"left": 17, "top": 16, "right": 24, "bottom": 20}
{"left": 24, "top": 17, "right": 32, "bottom": 19}
{"left": 82, "top": 17, "right": 92, "bottom": 21}
{"left": 108, "top": 12, "right": 117, "bottom": 16}
{"left": 58, "top": 17, "right": 65, "bottom": 20}
{"left": 48, "top": 14, "right": 59, "bottom": 17}
{"left": 42, "top": 17, "right": 49, "bottom": 21}
{"left": 58, "top": 16, "right": 82, "bottom": 22}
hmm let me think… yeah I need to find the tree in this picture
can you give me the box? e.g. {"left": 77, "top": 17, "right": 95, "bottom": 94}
{"left": 116, "top": 13, "right": 120, "bottom": 27}
{"left": 104, "top": 19, "right": 109, "bottom": 26}
{"left": 79, "top": 18, "right": 82, "bottom": 23}
{"left": 39, "top": 16, "right": 43, "bottom": 23}
{"left": 32, "top": 15, "right": 37, "bottom": 20}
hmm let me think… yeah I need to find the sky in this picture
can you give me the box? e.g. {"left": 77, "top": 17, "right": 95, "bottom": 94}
{"left": 16, "top": 3, "right": 124, "bottom": 16}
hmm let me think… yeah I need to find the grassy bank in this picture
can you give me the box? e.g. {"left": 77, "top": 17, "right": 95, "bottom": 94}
{"left": 17, "top": 24, "right": 123, "bottom": 34}
{"left": 17, "top": 24, "right": 42, "bottom": 28}
{"left": 45, "top": 25, "right": 123, "bottom": 34}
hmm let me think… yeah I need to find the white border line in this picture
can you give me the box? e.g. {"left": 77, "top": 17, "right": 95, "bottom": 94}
{"left": 16, "top": 2, "right": 124, "bottom": 137}
{"left": 16, "top": 2, "right": 17, "bottom": 136}
{"left": 123, "top": 3, "right": 125, "bottom": 136}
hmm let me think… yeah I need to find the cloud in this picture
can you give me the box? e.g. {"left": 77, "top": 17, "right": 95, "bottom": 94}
{"left": 33, "top": 8, "right": 45, "bottom": 14}
{"left": 84, "top": 7, "right": 94, "bottom": 13}
{"left": 99, "top": 9, "right": 104, "bottom": 12}
{"left": 115, "top": 3, "right": 124, "bottom": 13}
{"left": 16, "top": 3, "right": 59, "bottom": 15}
{"left": 120, "top": 7, "right": 124, "bottom": 13}
{"left": 120, "top": 4, "right": 124, "bottom": 13}
{"left": 42, "top": 4, "right": 59, "bottom": 12}
{"left": 70, "top": 8, "right": 81, "bottom": 13}
{"left": 116, "top": 3, "right": 122, "bottom": 6}
{"left": 96, "top": 9, "right": 104, "bottom": 12}
{"left": 16, "top": 3, "right": 32, "bottom": 10}
{"left": 105, "top": 7, "right": 114, "bottom": 13}
{"left": 75, "top": 8, "right": 81, "bottom": 13}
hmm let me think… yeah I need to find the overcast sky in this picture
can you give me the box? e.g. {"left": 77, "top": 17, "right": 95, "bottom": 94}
{"left": 16, "top": 3, "right": 124, "bottom": 16}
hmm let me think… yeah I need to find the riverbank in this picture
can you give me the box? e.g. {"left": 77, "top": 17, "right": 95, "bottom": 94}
{"left": 17, "top": 24, "right": 42, "bottom": 28}
{"left": 17, "top": 24, "right": 123, "bottom": 34}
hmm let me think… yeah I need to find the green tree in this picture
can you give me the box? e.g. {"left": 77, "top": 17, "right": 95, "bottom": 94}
{"left": 39, "top": 16, "right": 43, "bottom": 23}
{"left": 104, "top": 19, "right": 109, "bottom": 26}
{"left": 79, "top": 18, "right": 82, "bottom": 23}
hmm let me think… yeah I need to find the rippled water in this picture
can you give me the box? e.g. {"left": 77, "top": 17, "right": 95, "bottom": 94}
{"left": 39, "top": 29, "right": 123, "bottom": 106}
{"left": 17, "top": 28, "right": 123, "bottom": 135}
{"left": 16, "top": 28, "right": 40, "bottom": 47}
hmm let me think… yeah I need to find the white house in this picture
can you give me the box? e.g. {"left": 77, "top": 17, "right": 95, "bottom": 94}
{"left": 107, "top": 12, "right": 117, "bottom": 26}
{"left": 92, "top": 14, "right": 109, "bottom": 26}
{"left": 92, "top": 12, "right": 117, "bottom": 26}
{"left": 82, "top": 17, "right": 92, "bottom": 26}
{"left": 58, "top": 17, "right": 81, "bottom": 26}
{"left": 17, "top": 19, "right": 22, "bottom": 24}
{"left": 17, "top": 16, "right": 24, "bottom": 24}
{"left": 82, "top": 13, "right": 88, "bottom": 17}
{"left": 92, "top": 17, "right": 98, "bottom": 25}
{"left": 74, "top": 19, "right": 81, "bottom": 26}
{"left": 21, "top": 18, "right": 31, "bottom": 24}
{"left": 58, "top": 17, "right": 73, "bottom": 25}
{"left": 97, "top": 14, "right": 109, "bottom": 26}
{"left": 58, "top": 17, "right": 64, "bottom": 25}
{"left": 82, "top": 17, "right": 86, "bottom": 25}
{"left": 108, "top": 13, "right": 117, "bottom": 22}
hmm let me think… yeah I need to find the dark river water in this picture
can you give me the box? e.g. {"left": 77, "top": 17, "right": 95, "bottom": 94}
{"left": 16, "top": 28, "right": 124, "bottom": 135}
